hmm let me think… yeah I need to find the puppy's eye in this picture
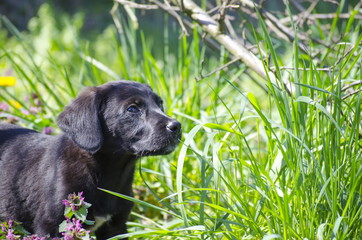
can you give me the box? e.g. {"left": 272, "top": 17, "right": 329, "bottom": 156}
{"left": 158, "top": 101, "right": 164, "bottom": 111}
{"left": 127, "top": 106, "right": 140, "bottom": 113}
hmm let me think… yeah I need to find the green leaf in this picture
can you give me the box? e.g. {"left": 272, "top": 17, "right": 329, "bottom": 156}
{"left": 98, "top": 188, "right": 180, "bottom": 219}
{"left": 332, "top": 216, "right": 344, "bottom": 237}
{"left": 84, "top": 219, "right": 95, "bottom": 226}
{"left": 13, "top": 223, "right": 31, "bottom": 235}
{"left": 296, "top": 96, "right": 343, "bottom": 133}
{"left": 59, "top": 220, "right": 68, "bottom": 233}
{"left": 203, "top": 203, "right": 252, "bottom": 222}
{"left": 74, "top": 206, "right": 88, "bottom": 222}
{"left": 247, "top": 92, "right": 260, "bottom": 111}
{"left": 204, "top": 123, "right": 243, "bottom": 136}
{"left": 64, "top": 206, "right": 73, "bottom": 218}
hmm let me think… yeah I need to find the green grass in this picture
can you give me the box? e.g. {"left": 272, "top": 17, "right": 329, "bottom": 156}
{"left": 0, "top": 2, "right": 361, "bottom": 239}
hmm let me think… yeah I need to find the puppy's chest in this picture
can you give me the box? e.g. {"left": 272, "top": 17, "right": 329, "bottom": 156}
{"left": 89, "top": 215, "right": 112, "bottom": 232}
{"left": 97, "top": 158, "right": 137, "bottom": 191}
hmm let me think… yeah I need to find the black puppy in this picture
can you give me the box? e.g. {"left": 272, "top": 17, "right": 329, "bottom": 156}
{"left": 0, "top": 81, "right": 181, "bottom": 239}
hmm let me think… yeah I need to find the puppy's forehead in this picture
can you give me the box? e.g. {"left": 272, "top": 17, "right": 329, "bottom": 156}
{"left": 99, "top": 81, "right": 158, "bottom": 101}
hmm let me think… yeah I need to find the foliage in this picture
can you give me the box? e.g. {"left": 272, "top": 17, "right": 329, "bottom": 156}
{"left": 60, "top": 192, "right": 94, "bottom": 239}
{"left": 0, "top": 193, "right": 93, "bottom": 240}
{"left": 0, "top": 1, "right": 361, "bottom": 239}
{"left": 0, "top": 220, "right": 32, "bottom": 240}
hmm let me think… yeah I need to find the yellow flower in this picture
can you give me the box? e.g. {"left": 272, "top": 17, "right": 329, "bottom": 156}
{"left": 9, "top": 99, "right": 22, "bottom": 109}
{"left": 0, "top": 76, "right": 16, "bottom": 87}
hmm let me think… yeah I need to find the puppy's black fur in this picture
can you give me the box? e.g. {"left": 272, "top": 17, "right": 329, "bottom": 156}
{"left": 0, "top": 81, "right": 181, "bottom": 239}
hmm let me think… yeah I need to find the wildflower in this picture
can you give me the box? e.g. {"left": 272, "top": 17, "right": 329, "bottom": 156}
{"left": 7, "top": 220, "right": 13, "bottom": 228}
{"left": 61, "top": 218, "right": 91, "bottom": 240}
{"left": 9, "top": 100, "right": 22, "bottom": 109}
{"left": 0, "top": 220, "right": 21, "bottom": 240}
{"left": 42, "top": 127, "right": 54, "bottom": 135}
{"left": 29, "top": 106, "right": 42, "bottom": 114}
{"left": 0, "top": 102, "right": 8, "bottom": 111}
{"left": 6, "top": 229, "right": 16, "bottom": 240}
{"left": 21, "top": 109, "right": 30, "bottom": 115}
{"left": 65, "top": 218, "right": 83, "bottom": 232}
{"left": 0, "top": 76, "right": 16, "bottom": 87}
{"left": 62, "top": 192, "right": 85, "bottom": 211}
{"left": 1, "top": 223, "right": 6, "bottom": 232}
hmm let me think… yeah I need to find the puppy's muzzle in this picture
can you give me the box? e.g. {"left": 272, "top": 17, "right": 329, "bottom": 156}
{"left": 166, "top": 120, "right": 181, "bottom": 135}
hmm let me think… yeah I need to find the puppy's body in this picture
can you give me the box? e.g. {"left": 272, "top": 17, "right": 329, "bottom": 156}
{"left": 0, "top": 128, "right": 97, "bottom": 236}
{"left": 0, "top": 81, "right": 181, "bottom": 239}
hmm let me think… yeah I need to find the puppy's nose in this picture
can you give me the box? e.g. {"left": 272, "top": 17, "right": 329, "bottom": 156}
{"left": 166, "top": 120, "right": 181, "bottom": 133}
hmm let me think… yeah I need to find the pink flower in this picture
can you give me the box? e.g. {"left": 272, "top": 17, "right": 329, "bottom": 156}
{"left": 65, "top": 218, "right": 82, "bottom": 232}
{"left": 62, "top": 199, "right": 69, "bottom": 206}
{"left": 62, "top": 235, "right": 73, "bottom": 240}
{"left": 42, "top": 127, "right": 54, "bottom": 135}
{"left": 0, "top": 102, "right": 8, "bottom": 111}
{"left": 62, "top": 192, "right": 85, "bottom": 211}
{"left": 1, "top": 223, "right": 6, "bottom": 232}
{"left": 62, "top": 218, "right": 90, "bottom": 239}
{"left": 21, "top": 110, "right": 30, "bottom": 115}
{"left": 6, "top": 229, "right": 16, "bottom": 240}
{"left": 29, "top": 106, "right": 41, "bottom": 115}
{"left": 7, "top": 220, "right": 13, "bottom": 228}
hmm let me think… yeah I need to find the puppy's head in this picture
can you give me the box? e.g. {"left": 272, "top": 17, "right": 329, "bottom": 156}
{"left": 58, "top": 81, "right": 181, "bottom": 156}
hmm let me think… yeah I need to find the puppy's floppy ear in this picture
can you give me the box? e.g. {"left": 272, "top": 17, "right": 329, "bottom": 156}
{"left": 57, "top": 87, "right": 103, "bottom": 154}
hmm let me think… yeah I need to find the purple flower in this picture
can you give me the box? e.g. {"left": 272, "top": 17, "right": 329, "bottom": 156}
{"left": 42, "top": 127, "right": 54, "bottom": 135}
{"left": 29, "top": 106, "right": 41, "bottom": 115}
{"left": 65, "top": 218, "right": 82, "bottom": 232}
{"left": 62, "top": 235, "right": 73, "bottom": 240}
{"left": 21, "top": 109, "right": 30, "bottom": 115}
{"left": 7, "top": 220, "right": 13, "bottom": 229}
{"left": 6, "top": 229, "right": 17, "bottom": 240}
{"left": 61, "top": 218, "right": 90, "bottom": 239}
{"left": 62, "top": 192, "right": 85, "bottom": 211}
{"left": 1, "top": 223, "right": 6, "bottom": 232}
{"left": 0, "top": 102, "right": 8, "bottom": 111}
{"left": 61, "top": 199, "right": 69, "bottom": 206}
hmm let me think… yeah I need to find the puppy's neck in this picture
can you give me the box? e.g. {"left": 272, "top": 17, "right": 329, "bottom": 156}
{"left": 93, "top": 151, "right": 137, "bottom": 196}
{"left": 95, "top": 148, "right": 138, "bottom": 162}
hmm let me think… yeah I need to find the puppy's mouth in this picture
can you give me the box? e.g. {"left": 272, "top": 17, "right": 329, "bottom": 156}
{"left": 131, "top": 134, "right": 181, "bottom": 157}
